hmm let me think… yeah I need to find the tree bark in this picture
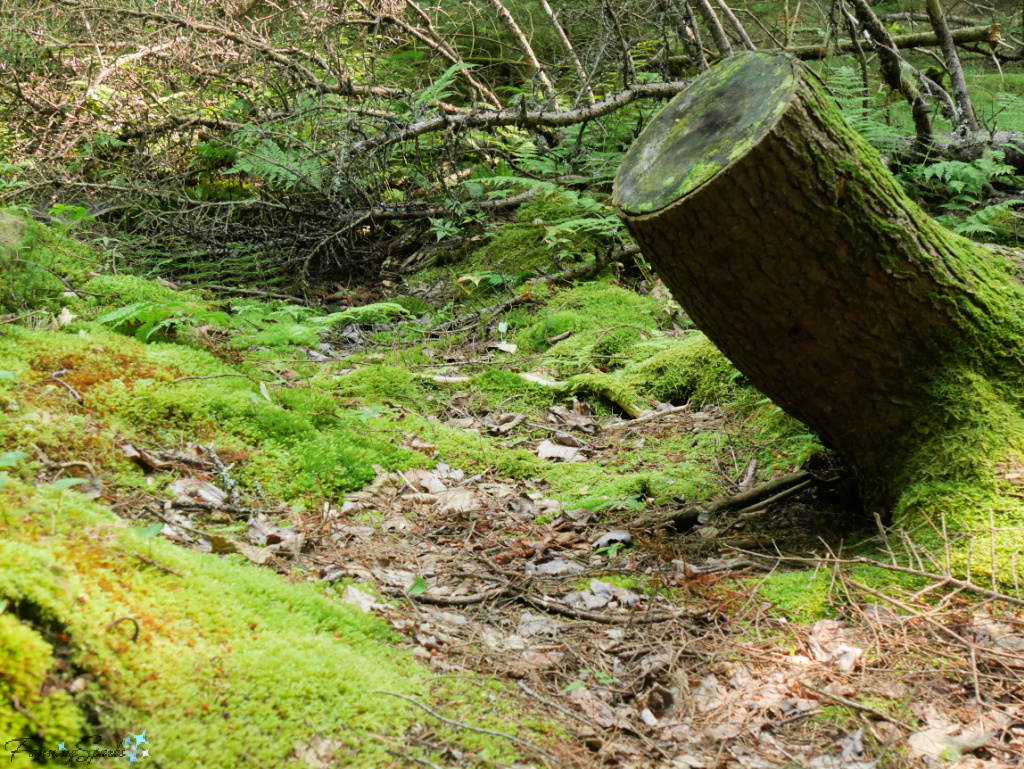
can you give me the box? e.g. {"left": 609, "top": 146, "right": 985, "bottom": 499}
{"left": 612, "top": 52, "right": 1024, "bottom": 527}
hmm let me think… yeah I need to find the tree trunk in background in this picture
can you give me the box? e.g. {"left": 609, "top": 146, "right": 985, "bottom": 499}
{"left": 613, "top": 52, "right": 1024, "bottom": 522}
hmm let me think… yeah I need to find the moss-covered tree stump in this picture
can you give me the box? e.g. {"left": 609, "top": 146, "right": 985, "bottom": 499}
{"left": 613, "top": 52, "right": 1024, "bottom": 571}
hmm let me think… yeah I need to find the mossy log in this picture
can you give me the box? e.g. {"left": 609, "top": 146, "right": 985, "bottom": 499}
{"left": 613, "top": 52, "right": 1024, "bottom": 563}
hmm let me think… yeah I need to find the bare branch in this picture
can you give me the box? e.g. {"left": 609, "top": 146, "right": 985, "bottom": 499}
{"left": 925, "top": 0, "right": 979, "bottom": 131}
{"left": 714, "top": 0, "right": 757, "bottom": 51}
{"left": 538, "top": 0, "right": 595, "bottom": 103}
{"left": 486, "top": 0, "right": 557, "bottom": 101}
{"left": 351, "top": 80, "right": 692, "bottom": 154}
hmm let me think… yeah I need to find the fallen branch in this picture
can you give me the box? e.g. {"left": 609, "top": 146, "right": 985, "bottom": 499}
{"left": 636, "top": 470, "right": 812, "bottom": 529}
{"left": 48, "top": 370, "right": 84, "bottom": 405}
{"left": 521, "top": 593, "right": 700, "bottom": 624}
{"left": 798, "top": 682, "right": 913, "bottom": 730}
{"left": 132, "top": 551, "right": 184, "bottom": 578}
{"left": 787, "top": 23, "right": 1000, "bottom": 60}
{"left": 737, "top": 550, "right": 1024, "bottom": 609}
{"left": 371, "top": 690, "right": 562, "bottom": 765}
{"left": 201, "top": 285, "right": 308, "bottom": 303}
{"left": 352, "top": 83, "right": 692, "bottom": 154}
{"left": 601, "top": 404, "right": 692, "bottom": 431}
{"left": 392, "top": 585, "right": 511, "bottom": 606}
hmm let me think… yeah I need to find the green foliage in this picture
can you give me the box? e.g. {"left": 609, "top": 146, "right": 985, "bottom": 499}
{"left": 0, "top": 480, "right": 535, "bottom": 767}
{"left": 900, "top": 151, "right": 1023, "bottom": 240}
{"left": 822, "top": 65, "right": 905, "bottom": 149}
{"left": 226, "top": 138, "right": 323, "bottom": 190}
{"left": 97, "top": 297, "right": 409, "bottom": 346}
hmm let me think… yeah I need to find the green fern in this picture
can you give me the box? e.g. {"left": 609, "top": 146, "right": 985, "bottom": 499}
{"left": 227, "top": 139, "right": 322, "bottom": 190}
{"left": 824, "top": 65, "right": 906, "bottom": 148}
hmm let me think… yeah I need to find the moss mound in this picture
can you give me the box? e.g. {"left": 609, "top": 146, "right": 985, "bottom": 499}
{"left": 0, "top": 481, "right": 536, "bottom": 767}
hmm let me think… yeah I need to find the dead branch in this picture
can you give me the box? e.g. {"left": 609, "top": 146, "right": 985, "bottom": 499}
{"left": 924, "top": 0, "right": 979, "bottom": 130}
{"left": 738, "top": 550, "right": 1024, "bottom": 609}
{"left": 691, "top": 0, "right": 734, "bottom": 57}
{"left": 352, "top": 82, "right": 691, "bottom": 154}
{"left": 487, "top": 0, "right": 557, "bottom": 101}
{"left": 636, "top": 470, "right": 812, "bottom": 529}
{"left": 714, "top": 0, "right": 757, "bottom": 51}
{"left": 784, "top": 23, "right": 1000, "bottom": 60}
{"left": 426, "top": 244, "right": 641, "bottom": 335}
{"left": 538, "top": 0, "right": 595, "bottom": 104}
{"left": 849, "top": 0, "right": 934, "bottom": 145}
{"left": 371, "top": 690, "right": 562, "bottom": 765}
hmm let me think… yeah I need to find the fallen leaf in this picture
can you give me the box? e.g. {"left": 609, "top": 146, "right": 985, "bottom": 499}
{"left": 537, "top": 440, "right": 587, "bottom": 462}
{"left": 436, "top": 487, "right": 483, "bottom": 514}
{"left": 908, "top": 727, "right": 993, "bottom": 760}
{"left": 517, "top": 611, "right": 561, "bottom": 638}
{"left": 593, "top": 530, "right": 632, "bottom": 548}
{"left": 487, "top": 341, "right": 518, "bottom": 354}
{"left": 568, "top": 687, "right": 619, "bottom": 728}
{"left": 526, "top": 557, "right": 584, "bottom": 576}
{"left": 290, "top": 737, "right": 344, "bottom": 769}
{"left": 340, "top": 586, "right": 381, "bottom": 613}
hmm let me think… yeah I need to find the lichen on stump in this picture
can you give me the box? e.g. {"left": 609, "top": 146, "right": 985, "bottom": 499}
{"left": 613, "top": 51, "right": 1024, "bottom": 577}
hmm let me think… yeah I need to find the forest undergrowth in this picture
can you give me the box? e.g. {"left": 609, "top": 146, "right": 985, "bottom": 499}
{"left": 3, "top": 0, "right": 1024, "bottom": 763}
{"left": 4, "top": 210, "right": 1024, "bottom": 768}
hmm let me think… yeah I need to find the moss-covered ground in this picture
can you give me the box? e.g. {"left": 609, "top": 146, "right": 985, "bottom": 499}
{"left": 6, "top": 209, "right": 1023, "bottom": 766}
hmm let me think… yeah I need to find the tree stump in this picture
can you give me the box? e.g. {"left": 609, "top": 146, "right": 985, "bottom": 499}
{"left": 613, "top": 52, "right": 1024, "bottom": 568}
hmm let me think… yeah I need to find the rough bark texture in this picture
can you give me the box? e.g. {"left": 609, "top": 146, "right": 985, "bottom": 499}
{"left": 613, "top": 52, "right": 1024, "bottom": 515}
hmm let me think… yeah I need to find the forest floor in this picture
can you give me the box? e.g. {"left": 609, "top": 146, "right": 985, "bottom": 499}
{"left": 3, "top": 212, "right": 1024, "bottom": 768}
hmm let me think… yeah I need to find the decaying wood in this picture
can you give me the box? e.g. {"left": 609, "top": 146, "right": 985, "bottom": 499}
{"left": 785, "top": 23, "right": 1000, "bottom": 60}
{"left": 636, "top": 470, "right": 812, "bottom": 529}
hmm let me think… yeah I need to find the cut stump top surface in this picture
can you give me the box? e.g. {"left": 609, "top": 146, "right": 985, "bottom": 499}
{"left": 613, "top": 52, "right": 799, "bottom": 217}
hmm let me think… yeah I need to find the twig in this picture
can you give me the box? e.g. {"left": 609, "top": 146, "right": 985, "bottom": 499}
{"left": 9, "top": 696, "right": 41, "bottom": 730}
{"left": 845, "top": 577, "right": 1024, "bottom": 664}
{"left": 638, "top": 470, "right": 812, "bottom": 528}
{"left": 202, "top": 284, "right": 308, "bottom": 303}
{"left": 172, "top": 373, "right": 269, "bottom": 383}
{"left": 168, "top": 500, "right": 258, "bottom": 518}
{"left": 204, "top": 444, "right": 241, "bottom": 507}
{"left": 386, "top": 750, "right": 442, "bottom": 769}
{"left": 736, "top": 550, "right": 1024, "bottom": 608}
{"left": 714, "top": 0, "right": 757, "bottom": 50}
{"left": 799, "top": 682, "right": 913, "bottom": 730}
{"left": 48, "top": 370, "right": 83, "bottom": 405}
{"left": 602, "top": 404, "right": 692, "bottom": 430}
{"left": 105, "top": 616, "right": 140, "bottom": 643}
{"left": 391, "top": 585, "right": 511, "bottom": 606}
{"left": 521, "top": 593, "right": 697, "bottom": 624}
{"left": 517, "top": 681, "right": 599, "bottom": 728}
{"left": 371, "top": 690, "right": 562, "bottom": 765}
{"left": 0, "top": 309, "right": 46, "bottom": 325}
{"left": 132, "top": 552, "right": 183, "bottom": 577}
{"left": 427, "top": 245, "right": 640, "bottom": 335}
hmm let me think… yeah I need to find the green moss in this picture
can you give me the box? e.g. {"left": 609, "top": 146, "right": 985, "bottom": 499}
{"left": 0, "top": 326, "right": 425, "bottom": 507}
{"left": 0, "top": 210, "right": 100, "bottom": 313}
{"left": 0, "top": 482, "right": 544, "bottom": 767}
{"left": 754, "top": 569, "right": 833, "bottom": 624}
{"left": 624, "top": 333, "right": 740, "bottom": 405}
